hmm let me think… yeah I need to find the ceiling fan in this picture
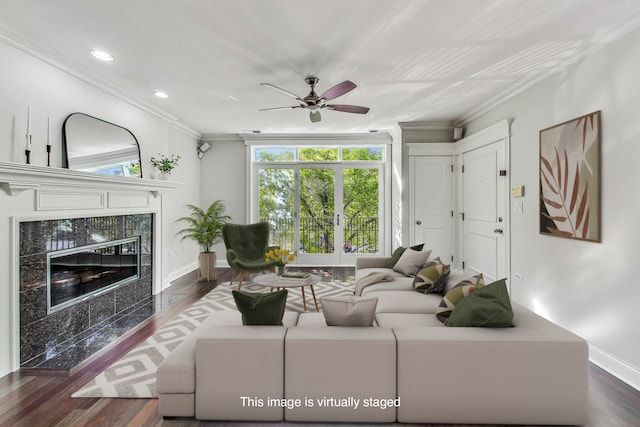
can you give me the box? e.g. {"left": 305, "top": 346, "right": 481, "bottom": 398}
{"left": 259, "top": 76, "right": 370, "bottom": 123}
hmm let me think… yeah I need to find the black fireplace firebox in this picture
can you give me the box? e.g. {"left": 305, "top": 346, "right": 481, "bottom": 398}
{"left": 47, "top": 237, "right": 141, "bottom": 313}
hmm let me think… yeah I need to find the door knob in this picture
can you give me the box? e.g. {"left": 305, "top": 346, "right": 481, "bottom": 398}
{"left": 416, "top": 220, "right": 422, "bottom": 225}
{"left": 494, "top": 228, "right": 503, "bottom": 234}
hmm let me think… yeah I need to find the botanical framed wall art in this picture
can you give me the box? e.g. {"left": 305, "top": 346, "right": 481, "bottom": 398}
{"left": 539, "top": 111, "right": 601, "bottom": 242}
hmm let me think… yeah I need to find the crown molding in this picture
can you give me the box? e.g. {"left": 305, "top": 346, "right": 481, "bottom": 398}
{"left": 0, "top": 24, "right": 201, "bottom": 140}
{"left": 200, "top": 134, "right": 244, "bottom": 144}
{"left": 398, "top": 121, "right": 456, "bottom": 131}
{"left": 240, "top": 132, "right": 392, "bottom": 146}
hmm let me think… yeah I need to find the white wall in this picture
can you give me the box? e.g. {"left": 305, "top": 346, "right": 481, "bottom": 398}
{"left": 465, "top": 26, "right": 640, "bottom": 389}
{"left": 0, "top": 40, "right": 200, "bottom": 376}
{"left": 199, "top": 136, "right": 247, "bottom": 259}
{"left": 162, "top": 127, "right": 202, "bottom": 284}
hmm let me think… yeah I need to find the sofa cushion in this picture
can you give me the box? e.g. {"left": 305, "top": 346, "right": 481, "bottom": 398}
{"left": 393, "top": 248, "right": 431, "bottom": 276}
{"left": 447, "top": 279, "right": 512, "bottom": 327}
{"left": 436, "top": 273, "right": 485, "bottom": 324}
{"left": 232, "top": 289, "right": 288, "bottom": 325}
{"left": 413, "top": 258, "right": 450, "bottom": 294}
{"left": 157, "top": 310, "right": 299, "bottom": 399}
{"left": 195, "top": 326, "right": 287, "bottom": 421}
{"left": 285, "top": 327, "right": 397, "bottom": 422}
{"left": 375, "top": 312, "right": 444, "bottom": 328}
{"left": 296, "top": 312, "right": 379, "bottom": 327}
{"left": 321, "top": 295, "right": 378, "bottom": 326}
{"left": 367, "top": 290, "right": 442, "bottom": 314}
{"left": 360, "top": 278, "right": 414, "bottom": 295}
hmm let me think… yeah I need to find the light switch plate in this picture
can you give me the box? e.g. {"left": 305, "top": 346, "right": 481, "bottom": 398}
{"left": 514, "top": 201, "right": 523, "bottom": 213}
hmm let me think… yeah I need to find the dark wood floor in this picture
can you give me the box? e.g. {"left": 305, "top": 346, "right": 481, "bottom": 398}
{"left": 1, "top": 268, "right": 639, "bottom": 427}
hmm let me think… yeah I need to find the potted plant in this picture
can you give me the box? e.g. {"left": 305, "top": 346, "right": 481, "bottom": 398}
{"left": 175, "top": 200, "right": 231, "bottom": 281}
{"left": 150, "top": 153, "right": 181, "bottom": 179}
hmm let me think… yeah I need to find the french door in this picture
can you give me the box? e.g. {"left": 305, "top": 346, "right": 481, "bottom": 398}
{"left": 256, "top": 163, "right": 381, "bottom": 265}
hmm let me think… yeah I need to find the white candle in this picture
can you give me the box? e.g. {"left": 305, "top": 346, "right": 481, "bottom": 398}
{"left": 47, "top": 117, "right": 51, "bottom": 145}
{"left": 25, "top": 106, "right": 32, "bottom": 150}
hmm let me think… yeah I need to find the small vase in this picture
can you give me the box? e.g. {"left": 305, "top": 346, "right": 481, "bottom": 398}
{"left": 277, "top": 265, "right": 285, "bottom": 276}
{"left": 158, "top": 171, "right": 170, "bottom": 181}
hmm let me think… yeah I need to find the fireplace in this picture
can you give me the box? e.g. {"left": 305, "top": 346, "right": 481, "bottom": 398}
{"left": 47, "top": 237, "right": 141, "bottom": 313}
{"left": 19, "top": 214, "right": 153, "bottom": 367}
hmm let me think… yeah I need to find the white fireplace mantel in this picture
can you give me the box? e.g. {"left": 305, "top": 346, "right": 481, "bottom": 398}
{"left": 0, "top": 161, "right": 180, "bottom": 197}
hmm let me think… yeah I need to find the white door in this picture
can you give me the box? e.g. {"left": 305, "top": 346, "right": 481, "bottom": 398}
{"left": 462, "top": 140, "right": 507, "bottom": 282}
{"left": 410, "top": 156, "right": 453, "bottom": 262}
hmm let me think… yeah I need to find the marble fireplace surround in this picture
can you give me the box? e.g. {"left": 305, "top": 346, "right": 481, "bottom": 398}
{"left": 0, "top": 161, "right": 179, "bottom": 371}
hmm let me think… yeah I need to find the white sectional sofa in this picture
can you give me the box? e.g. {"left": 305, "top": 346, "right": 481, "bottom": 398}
{"left": 157, "top": 255, "right": 589, "bottom": 425}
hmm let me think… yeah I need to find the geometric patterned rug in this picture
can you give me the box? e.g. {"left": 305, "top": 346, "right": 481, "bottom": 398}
{"left": 71, "top": 278, "right": 354, "bottom": 399}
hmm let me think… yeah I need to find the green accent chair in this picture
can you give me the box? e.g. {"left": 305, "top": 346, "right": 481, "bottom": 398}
{"left": 222, "top": 222, "right": 276, "bottom": 290}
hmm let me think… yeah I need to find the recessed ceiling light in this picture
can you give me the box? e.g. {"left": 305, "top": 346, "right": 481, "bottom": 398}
{"left": 90, "top": 49, "right": 114, "bottom": 62}
{"left": 153, "top": 91, "right": 170, "bottom": 99}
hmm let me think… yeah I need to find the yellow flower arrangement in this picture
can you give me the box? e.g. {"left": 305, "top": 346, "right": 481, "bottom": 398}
{"left": 265, "top": 248, "right": 295, "bottom": 266}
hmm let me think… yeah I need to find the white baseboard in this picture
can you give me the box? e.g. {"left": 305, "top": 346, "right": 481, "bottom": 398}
{"left": 164, "top": 261, "right": 198, "bottom": 290}
{"left": 589, "top": 344, "right": 640, "bottom": 392}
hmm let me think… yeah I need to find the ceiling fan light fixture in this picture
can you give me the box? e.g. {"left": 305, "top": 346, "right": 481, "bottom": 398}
{"left": 310, "top": 110, "right": 321, "bottom": 123}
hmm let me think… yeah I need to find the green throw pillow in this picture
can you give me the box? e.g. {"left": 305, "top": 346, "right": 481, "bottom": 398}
{"left": 384, "top": 243, "right": 425, "bottom": 268}
{"left": 446, "top": 279, "right": 513, "bottom": 327}
{"left": 232, "top": 289, "right": 288, "bottom": 325}
{"left": 413, "top": 257, "right": 450, "bottom": 294}
{"left": 435, "top": 273, "right": 485, "bottom": 324}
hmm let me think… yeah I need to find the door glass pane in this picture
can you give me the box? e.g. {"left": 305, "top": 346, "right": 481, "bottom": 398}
{"left": 300, "top": 168, "right": 335, "bottom": 254}
{"left": 343, "top": 168, "right": 379, "bottom": 254}
{"left": 258, "top": 168, "right": 294, "bottom": 250}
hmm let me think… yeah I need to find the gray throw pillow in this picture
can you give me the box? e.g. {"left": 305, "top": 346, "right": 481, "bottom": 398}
{"left": 320, "top": 296, "right": 378, "bottom": 326}
{"left": 384, "top": 243, "right": 425, "bottom": 268}
{"left": 393, "top": 248, "right": 432, "bottom": 276}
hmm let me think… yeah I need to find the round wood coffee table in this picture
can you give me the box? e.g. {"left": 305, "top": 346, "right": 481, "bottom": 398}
{"left": 253, "top": 273, "right": 320, "bottom": 312}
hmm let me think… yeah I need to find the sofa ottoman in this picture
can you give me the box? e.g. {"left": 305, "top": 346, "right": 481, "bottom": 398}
{"left": 393, "top": 304, "right": 589, "bottom": 425}
{"left": 195, "top": 326, "right": 287, "bottom": 421}
{"left": 284, "top": 326, "right": 397, "bottom": 423}
{"left": 157, "top": 310, "right": 299, "bottom": 418}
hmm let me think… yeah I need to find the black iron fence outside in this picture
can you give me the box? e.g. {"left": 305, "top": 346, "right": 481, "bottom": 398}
{"left": 260, "top": 216, "right": 379, "bottom": 254}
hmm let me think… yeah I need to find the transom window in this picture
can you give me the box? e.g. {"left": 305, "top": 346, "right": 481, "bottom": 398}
{"left": 254, "top": 146, "right": 384, "bottom": 162}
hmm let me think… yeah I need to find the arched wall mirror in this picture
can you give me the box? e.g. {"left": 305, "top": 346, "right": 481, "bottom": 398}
{"left": 62, "top": 113, "right": 143, "bottom": 177}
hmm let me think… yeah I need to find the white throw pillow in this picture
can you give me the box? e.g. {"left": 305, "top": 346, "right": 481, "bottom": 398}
{"left": 320, "top": 296, "right": 378, "bottom": 326}
{"left": 393, "top": 248, "right": 431, "bottom": 276}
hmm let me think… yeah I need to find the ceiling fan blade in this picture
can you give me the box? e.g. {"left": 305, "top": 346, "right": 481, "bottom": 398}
{"left": 325, "top": 104, "right": 370, "bottom": 114}
{"left": 319, "top": 80, "right": 357, "bottom": 101}
{"left": 260, "top": 83, "right": 302, "bottom": 101}
{"left": 259, "top": 106, "right": 301, "bottom": 111}
{"left": 310, "top": 110, "right": 321, "bottom": 123}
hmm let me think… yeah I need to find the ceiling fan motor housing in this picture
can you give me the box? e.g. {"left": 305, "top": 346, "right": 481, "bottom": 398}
{"left": 303, "top": 76, "right": 321, "bottom": 107}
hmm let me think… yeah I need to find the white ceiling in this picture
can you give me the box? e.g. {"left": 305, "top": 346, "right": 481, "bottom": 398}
{"left": 2, "top": 0, "right": 640, "bottom": 136}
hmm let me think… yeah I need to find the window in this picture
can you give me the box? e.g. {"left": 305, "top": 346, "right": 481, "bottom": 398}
{"left": 251, "top": 143, "right": 387, "bottom": 265}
